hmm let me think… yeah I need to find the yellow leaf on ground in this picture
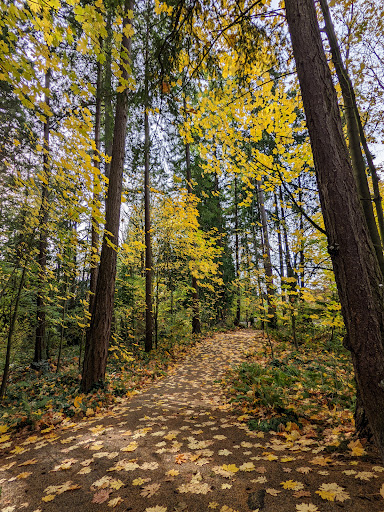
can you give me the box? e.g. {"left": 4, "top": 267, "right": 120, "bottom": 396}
{"left": 108, "top": 496, "right": 123, "bottom": 507}
{"left": 121, "top": 441, "right": 138, "bottom": 452}
{"left": 42, "top": 495, "right": 55, "bottom": 502}
{"left": 221, "top": 464, "right": 239, "bottom": 473}
{"left": 16, "top": 472, "right": 32, "bottom": 479}
{"left": 348, "top": 439, "right": 366, "bottom": 456}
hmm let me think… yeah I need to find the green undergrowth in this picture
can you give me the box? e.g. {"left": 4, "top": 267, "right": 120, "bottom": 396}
{"left": 0, "top": 334, "right": 198, "bottom": 432}
{"left": 222, "top": 333, "right": 355, "bottom": 432}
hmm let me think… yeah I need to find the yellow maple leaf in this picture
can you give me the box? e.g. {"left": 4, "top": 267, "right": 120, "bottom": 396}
{"left": 11, "top": 446, "right": 25, "bottom": 454}
{"left": 42, "top": 495, "right": 55, "bottom": 502}
{"left": 166, "top": 469, "right": 179, "bottom": 476}
{"left": 121, "top": 441, "right": 138, "bottom": 452}
{"left": 222, "top": 464, "right": 239, "bottom": 473}
{"left": 316, "top": 483, "right": 350, "bottom": 502}
{"left": 110, "top": 479, "right": 124, "bottom": 490}
{"left": 348, "top": 439, "right": 366, "bottom": 456}
{"left": 73, "top": 395, "right": 83, "bottom": 408}
{"left": 0, "top": 434, "right": 10, "bottom": 443}
{"left": 0, "top": 425, "right": 9, "bottom": 434}
{"left": 108, "top": 496, "right": 123, "bottom": 507}
{"left": 16, "top": 472, "right": 32, "bottom": 479}
{"left": 280, "top": 480, "right": 304, "bottom": 490}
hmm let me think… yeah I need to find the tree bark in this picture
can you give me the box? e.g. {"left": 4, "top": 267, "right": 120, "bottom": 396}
{"left": 89, "top": 56, "right": 102, "bottom": 316}
{"left": 319, "top": 0, "right": 384, "bottom": 275}
{"left": 0, "top": 265, "right": 26, "bottom": 399}
{"left": 81, "top": 0, "right": 133, "bottom": 392}
{"left": 144, "top": 10, "right": 153, "bottom": 353}
{"left": 104, "top": 9, "right": 114, "bottom": 180}
{"left": 285, "top": 0, "right": 384, "bottom": 461}
{"left": 34, "top": 68, "right": 50, "bottom": 363}
{"left": 184, "top": 99, "right": 201, "bottom": 334}
{"left": 144, "top": 103, "right": 153, "bottom": 352}
{"left": 234, "top": 177, "right": 241, "bottom": 326}
{"left": 257, "top": 181, "right": 277, "bottom": 329}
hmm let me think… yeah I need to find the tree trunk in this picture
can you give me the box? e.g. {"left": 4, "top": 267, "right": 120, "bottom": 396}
{"left": 184, "top": 99, "right": 201, "bottom": 334}
{"left": 257, "top": 181, "right": 277, "bottom": 329}
{"left": 104, "top": 9, "right": 114, "bottom": 180}
{"left": 319, "top": 0, "right": 384, "bottom": 276}
{"left": 81, "top": 0, "right": 134, "bottom": 392}
{"left": 144, "top": 15, "right": 153, "bottom": 353}
{"left": 274, "top": 193, "right": 285, "bottom": 285}
{"left": 285, "top": 0, "right": 384, "bottom": 461}
{"left": 144, "top": 103, "right": 153, "bottom": 352}
{"left": 0, "top": 265, "right": 26, "bottom": 399}
{"left": 89, "top": 56, "right": 102, "bottom": 316}
{"left": 34, "top": 68, "right": 50, "bottom": 364}
{"left": 234, "top": 177, "right": 241, "bottom": 326}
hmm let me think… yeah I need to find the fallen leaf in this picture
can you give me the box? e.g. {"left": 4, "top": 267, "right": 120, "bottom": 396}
{"left": 16, "top": 472, "right": 32, "bottom": 479}
{"left": 121, "top": 441, "right": 138, "bottom": 452}
{"left": 108, "top": 496, "right": 123, "bottom": 507}
{"left": 280, "top": 480, "right": 304, "bottom": 491}
{"left": 316, "top": 483, "right": 350, "bottom": 502}
{"left": 348, "top": 439, "right": 366, "bottom": 456}
{"left": 266, "top": 488, "right": 281, "bottom": 496}
{"left": 141, "top": 483, "right": 161, "bottom": 497}
{"left": 41, "top": 495, "right": 55, "bottom": 503}
{"left": 92, "top": 489, "right": 111, "bottom": 503}
{"left": 296, "top": 504, "right": 319, "bottom": 512}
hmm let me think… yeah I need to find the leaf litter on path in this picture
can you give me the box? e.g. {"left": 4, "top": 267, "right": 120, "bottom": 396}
{"left": 0, "top": 330, "right": 384, "bottom": 511}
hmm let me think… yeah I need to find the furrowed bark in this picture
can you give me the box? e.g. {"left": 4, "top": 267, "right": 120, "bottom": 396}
{"left": 285, "top": 0, "right": 384, "bottom": 461}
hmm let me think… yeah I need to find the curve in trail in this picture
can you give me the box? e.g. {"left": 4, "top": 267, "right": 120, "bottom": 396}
{"left": 0, "top": 330, "right": 383, "bottom": 512}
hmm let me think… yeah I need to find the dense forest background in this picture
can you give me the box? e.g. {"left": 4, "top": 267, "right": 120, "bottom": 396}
{"left": 1, "top": 0, "right": 384, "bottom": 452}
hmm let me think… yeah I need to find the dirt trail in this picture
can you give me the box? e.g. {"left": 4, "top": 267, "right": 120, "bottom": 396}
{"left": 1, "top": 330, "right": 383, "bottom": 512}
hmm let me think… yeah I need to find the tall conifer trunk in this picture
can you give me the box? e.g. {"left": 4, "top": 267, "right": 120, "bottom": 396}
{"left": 144, "top": 20, "right": 153, "bottom": 352}
{"left": 285, "top": 0, "right": 384, "bottom": 461}
{"left": 34, "top": 68, "right": 50, "bottom": 364}
{"left": 184, "top": 94, "right": 201, "bottom": 334}
{"left": 234, "top": 177, "right": 241, "bottom": 325}
{"left": 89, "top": 56, "right": 102, "bottom": 316}
{"left": 257, "top": 182, "right": 277, "bottom": 329}
{"left": 81, "top": 0, "right": 134, "bottom": 392}
{"left": 319, "top": 0, "right": 384, "bottom": 275}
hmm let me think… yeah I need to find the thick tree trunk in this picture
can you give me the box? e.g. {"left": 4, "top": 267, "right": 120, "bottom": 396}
{"left": 285, "top": 0, "right": 384, "bottom": 461}
{"left": 257, "top": 182, "right": 277, "bottom": 329}
{"left": 81, "top": 0, "right": 133, "bottom": 392}
{"left": 319, "top": 0, "right": 384, "bottom": 275}
{"left": 34, "top": 68, "right": 50, "bottom": 364}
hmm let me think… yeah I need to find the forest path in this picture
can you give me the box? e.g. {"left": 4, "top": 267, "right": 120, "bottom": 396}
{"left": 1, "top": 330, "right": 384, "bottom": 512}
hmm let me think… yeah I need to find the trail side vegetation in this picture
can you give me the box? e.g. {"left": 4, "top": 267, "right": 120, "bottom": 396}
{"left": 1, "top": 0, "right": 384, "bottom": 459}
